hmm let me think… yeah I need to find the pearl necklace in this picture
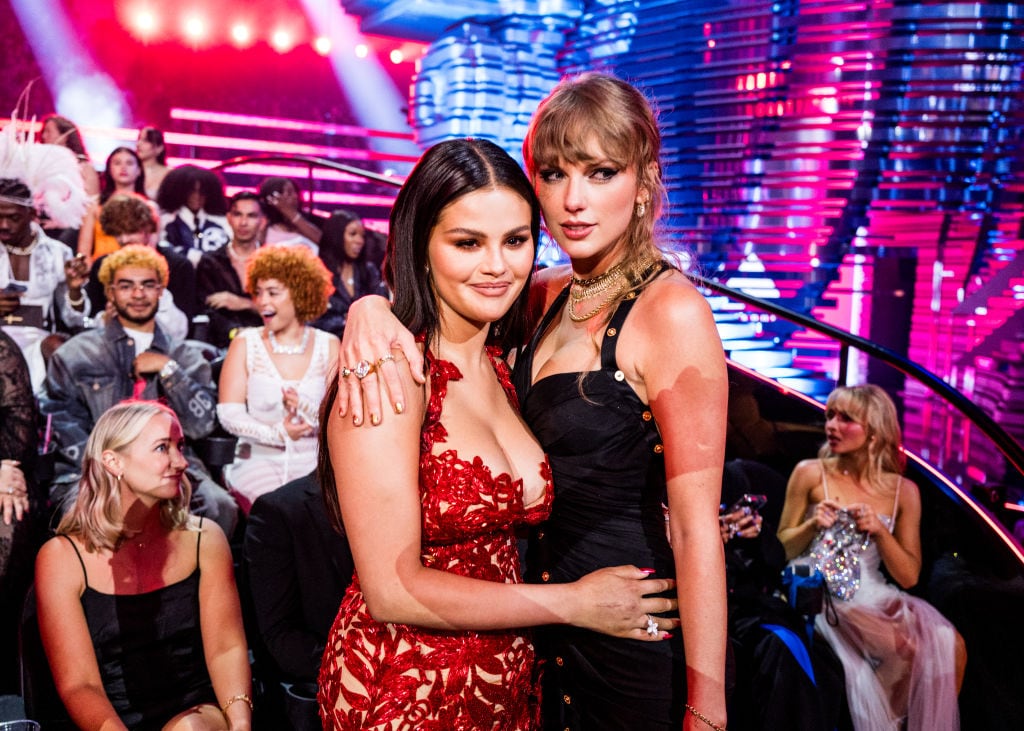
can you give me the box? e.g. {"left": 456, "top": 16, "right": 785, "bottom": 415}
{"left": 4, "top": 232, "right": 40, "bottom": 257}
{"left": 267, "top": 326, "right": 309, "bottom": 355}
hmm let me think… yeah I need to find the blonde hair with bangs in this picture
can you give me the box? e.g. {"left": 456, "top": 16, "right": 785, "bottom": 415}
{"left": 57, "top": 401, "right": 193, "bottom": 553}
{"left": 818, "top": 384, "right": 905, "bottom": 488}
{"left": 523, "top": 72, "right": 666, "bottom": 272}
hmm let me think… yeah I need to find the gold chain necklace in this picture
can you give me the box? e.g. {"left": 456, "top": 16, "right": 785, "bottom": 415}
{"left": 567, "top": 254, "right": 661, "bottom": 323}
{"left": 569, "top": 272, "right": 628, "bottom": 323}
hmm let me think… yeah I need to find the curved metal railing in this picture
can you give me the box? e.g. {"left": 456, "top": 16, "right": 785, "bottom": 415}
{"left": 691, "top": 272, "right": 1024, "bottom": 483}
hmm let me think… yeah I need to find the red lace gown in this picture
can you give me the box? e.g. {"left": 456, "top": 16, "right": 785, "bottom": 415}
{"left": 319, "top": 349, "right": 553, "bottom": 730}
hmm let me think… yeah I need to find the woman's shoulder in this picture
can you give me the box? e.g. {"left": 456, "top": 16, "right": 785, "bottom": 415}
{"left": 889, "top": 471, "right": 921, "bottom": 506}
{"left": 791, "top": 458, "right": 825, "bottom": 485}
{"left": 636, "top": 267, "right": 707, "bottom": 313}
{"left": 190, "top": 515, "right": 229, "bottom": 554}
{"left": 36, "top": 534, "right": 88, "bottom": 587}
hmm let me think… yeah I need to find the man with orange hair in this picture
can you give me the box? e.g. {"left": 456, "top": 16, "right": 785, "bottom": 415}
{"left": 42, "top": 245, "right": 237, "bottom": 535}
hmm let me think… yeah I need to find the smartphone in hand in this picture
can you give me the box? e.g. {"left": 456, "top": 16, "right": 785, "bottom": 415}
{"left": 1, "top": 282, "right": 27, "bottom": 295}
{"left": 722, "top": 493, "right": 767, "bottom": 516}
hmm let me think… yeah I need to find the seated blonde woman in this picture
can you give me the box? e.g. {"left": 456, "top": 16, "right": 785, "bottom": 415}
{"left": 35, "top": 401, "right": 252, "bottom": 730}
{"left": 217, "top": 246, "right": 338, "bottom": 513}
{"left": 778, "top": 384, "right": 966, "bottom": 731}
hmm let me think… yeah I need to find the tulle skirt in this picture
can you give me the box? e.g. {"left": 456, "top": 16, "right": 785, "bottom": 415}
{"left": 816, "top": 582, "right": 960, "bottom": 730}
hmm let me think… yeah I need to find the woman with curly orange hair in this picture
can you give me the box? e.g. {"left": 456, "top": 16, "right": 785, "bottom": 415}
{"left": 216, "top": 246, "right": 338, "bottom": 512}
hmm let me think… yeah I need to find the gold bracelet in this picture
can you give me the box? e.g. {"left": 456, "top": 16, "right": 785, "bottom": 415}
{"left": 221, "top": 692, "right": 253, "bottom": 714}
{"left": 685, "top": 703, "right": 727, "bottom": 731}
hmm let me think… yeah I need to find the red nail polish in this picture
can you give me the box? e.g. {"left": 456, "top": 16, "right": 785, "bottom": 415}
{"left": 640, "top": 568, "right": 656, "bottom": 575}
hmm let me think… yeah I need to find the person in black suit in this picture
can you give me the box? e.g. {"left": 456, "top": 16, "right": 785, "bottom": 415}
{"left": 242, "top": 471, "right": 353, "bottom": 730}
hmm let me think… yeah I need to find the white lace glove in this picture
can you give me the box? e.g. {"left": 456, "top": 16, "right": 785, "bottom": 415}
{"left": 217, "top": 402, "right": 286, "bottom": 447}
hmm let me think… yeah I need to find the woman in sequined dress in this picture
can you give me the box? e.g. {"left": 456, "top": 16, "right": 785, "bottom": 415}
{"left": 778, "top": 384, "right": 966, "bottom": 731}
{"left": 316, "top": 138, "right": 677, "bottom": 730}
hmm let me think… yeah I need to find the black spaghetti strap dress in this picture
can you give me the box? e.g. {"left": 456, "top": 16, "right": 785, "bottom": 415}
{"left": 512, "top": 275, "right": 685, "bottom": 730}
{"left": 64, "top": 524, "right": 217, "bottom": 730}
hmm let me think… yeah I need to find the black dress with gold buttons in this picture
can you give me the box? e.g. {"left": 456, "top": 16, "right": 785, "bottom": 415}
{"left": 512, "top": 271, "right": 685, "bottom": 730}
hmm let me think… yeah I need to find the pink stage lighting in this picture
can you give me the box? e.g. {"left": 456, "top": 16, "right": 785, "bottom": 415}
{"left": 132, "top": 8, "right": 158, "bottom": 38}
{"left": 389, "top": 49, "right": 404, "bottom": 64}
{"left": 182, "top": 14, "right": 206, "bottom": 42}
{"left": 270, "top": 28, "right": 295, "bottom": 53}
{"left": 314, "top": 36, "right": 332, "bottom": 56}
{"left": 230, "top": 23, "right": 253, "bottom": 48}
{"left": 354, "top": 44, "right": 369, "bottom": 59}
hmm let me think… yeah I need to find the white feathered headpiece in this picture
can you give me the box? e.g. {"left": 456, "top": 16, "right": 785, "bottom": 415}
{"left": 0, "top": 110, "right": 89, "bottom": 228}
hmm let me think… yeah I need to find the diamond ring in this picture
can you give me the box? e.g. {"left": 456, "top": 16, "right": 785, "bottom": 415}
{"left": 354, "top": 360, "right": 374, "bottom": 380}
{"left": 645, "top": 615, "right": 659, "bottom": 637}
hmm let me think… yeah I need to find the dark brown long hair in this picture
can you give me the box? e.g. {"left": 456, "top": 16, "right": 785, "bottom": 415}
{"left": 319, "top": 138, "right": 541, "bottom": 534}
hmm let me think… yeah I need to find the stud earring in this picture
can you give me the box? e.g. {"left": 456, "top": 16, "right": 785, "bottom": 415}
{"left": 636, "top": 202, "right": 646, "bottom": 218}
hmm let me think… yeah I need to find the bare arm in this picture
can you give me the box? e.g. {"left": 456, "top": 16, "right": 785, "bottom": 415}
{"left": 35, "top": 538, "right": 129, "bottom": 731}
{"left": 776, "top": 460, "right": 841, "bottom": 560}
{"left": 854, "top": 478, "right": 923, "bottom": 588}
{"left": 635, "top": 276, "right": 728, "bottom": 728}
{"left": 330, "top": 363, "right": 676, "bottom": 638}
{"left": 77, "top": 206, "right": 97, "bottom": 259}
{"left": 197, "top": 521, "right": 252, "bottom": 731}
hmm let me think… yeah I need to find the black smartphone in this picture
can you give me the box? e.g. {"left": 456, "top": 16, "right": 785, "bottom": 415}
{"left": 722, "top": 493, "right": 767, "bottom": 515}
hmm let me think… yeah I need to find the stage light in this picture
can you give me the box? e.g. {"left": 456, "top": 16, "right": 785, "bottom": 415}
{"left": 270, "top": 28, "right": 295, "bottom": 53}
{"left": 133, "top": 9, "right": 158, "bottom": 37}
{"left": 354, "top": 43, "right": 369, "bottom": 58}
{"left": 389, "top": 49, "right": 404, "bottom": 64}
{"left": 314, "top": 36, "right": 331, "bottom": 56}
{"left": 182, "top": 14, "right": 206, "bottom": 42}
{"left": 231, "top": 23, "right": 253, "bottom": 47}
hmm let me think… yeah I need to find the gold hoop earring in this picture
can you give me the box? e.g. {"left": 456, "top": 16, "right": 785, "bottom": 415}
{"left": 636, "top": 202, "right": 646, "bottom": 218}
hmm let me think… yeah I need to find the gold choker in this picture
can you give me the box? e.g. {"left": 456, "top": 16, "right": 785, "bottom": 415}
{"left": 567, "top": 254, "right": 662, "bottom": 323}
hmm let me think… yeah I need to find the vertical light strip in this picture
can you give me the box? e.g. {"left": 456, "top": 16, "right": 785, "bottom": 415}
{"left": 9, "top": 0, "right": 129, "bottom": 160}
{"left": 299, "top": 0, "right": 420, "bottom": 174}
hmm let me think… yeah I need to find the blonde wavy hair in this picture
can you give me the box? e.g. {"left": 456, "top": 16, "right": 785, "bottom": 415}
{"left": 57, "top": 401, "right": 192, "bottom": 552}
{"left": 818, "top": 384, "right": 906, "bottom": 487}
{"left": 523, "top": 72, "right": 666, "bottom": 280}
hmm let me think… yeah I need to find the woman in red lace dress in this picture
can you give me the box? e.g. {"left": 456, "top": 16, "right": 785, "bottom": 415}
{"left": 317, "top": 138, "right": 677, "bottom": 730}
